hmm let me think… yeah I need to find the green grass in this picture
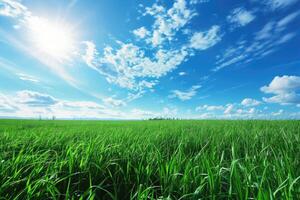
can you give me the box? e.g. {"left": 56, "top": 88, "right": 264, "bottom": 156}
{"left": 0, "top": 119, "right": 299, "bottom": 199}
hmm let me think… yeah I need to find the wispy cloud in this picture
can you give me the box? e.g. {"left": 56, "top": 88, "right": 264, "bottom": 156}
{"left": 17, "top": 73, "right": 39, "bottom": 83}
{"left": 214, "top": 11, "right": 300, "bottom": 71}
{"left": 0, "top": 0, "right": 29, "bottom": 18}
{"left": 169, "top": 85, "right": 201, "bottom": 101}
{"left": 189, "top": 25, "right": 221, "bottom": 50}
{"left": 261, "top": 0, "right": 298, "bottom": 10}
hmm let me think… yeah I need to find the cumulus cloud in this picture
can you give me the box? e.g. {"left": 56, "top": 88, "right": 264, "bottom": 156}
{"left": 80, "top": 0, "right": 221, "bottom": 99}
{"left": 227, "top": 8, "right": 255, "bottom": 27}
{"left": 223, "top": 103, "right": 259, "bottom": 117}
{"left": 169, "top": 85, "right": 201, "bottom": 101}
{"left": 99, "top": 43, "right": 188, "bottom": 90}
{"left": 143, "top": 0, "right": 197, "bottom": 47}
{"left": 133, "top": 27, "right": 149, "bottom": 39}
{"left": 261, "top": 75, "right": 300, "bottom": 105}
{"left": 192, "top": 100, "right": 300, "bottom": 119}
{"left": 241, "top": 98, "right": 261, "bottom": 107}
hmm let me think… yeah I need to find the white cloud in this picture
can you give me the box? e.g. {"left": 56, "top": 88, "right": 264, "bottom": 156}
{"left": 224, "top": 104, "right": 234, "bottom": 114}
{"left": 133, "top": 27, "right": 149, "bottom": 39}
{"left": 214, "top": 11, "right": 299, "bottom": 71}
{"left": 261, "top": 75, "right": 300, "bottom": 94}
{"left": 261, "top": 75, "right": 300, "bottom": 105}
{"left": 189, "top": 25, "right": 221, "bottom": 50}
{"left": 103, "top": 97, "right": 126, "bottom": 107}
{"left": 79, "top": 0, "right": 221, "bottom": 100}
{"left": 227, "top": 8, "right": 255, "bottom": 27}
{"left": 0, "top": 93, "right": 18, "bottom": 112}
{"left": 195, "top": 104, "right": 224, "bottom": 111}
{"left": 277, "top": 11, "right": 300, "bottom": 30}
{"left": 262, "top": 0, "right": 298, "bottom": 10}
{"left": 272, "top": 109, "right": 283, "bottom": 116}
{"left": 0, "top": 0, "right": 29, "bottom": 18}
{"left": 16, "top": 90, "right": 57, "bottom": 107}
{"left": 0, "top": 90, "right": 171, "bottom": 119}
{"left": 143, "top": 0, "right": 197, "bottom": 47}
{"left": 169, "top": 85, "right": 201, "bottom": 101}
{"left": 192, "top": 100, "right": 300, "bottom": 119}
{"left": 57, "top": 100, "right": 105, "bottom": 110}
{"left": 162, "top": 107, "right": 178, "bottom": 117}
{"left": 241, "top": 98, "right": 261, "bottom": 107}
{"left": 276, "top": 32, "right": 296, "bottom": 44}
{"left": 263, "top": 93, "right": 300, "bottom": 104}
{"left": 190, "top": 0, "right": 210, "bottom": 4}
{"left": 178, "top": 71, "right": 187, "bottom": 76}
{"left": 82, "top": 41, "right": 99, "bottom": 68}
{"left": 222, "top": 103, "right": 258, "bottom": 116}
{"left": 17, "top": 73, "right": 39, "bottom": 83}
{"left": 87, "top": 42, "right": 189, "bottom": 91}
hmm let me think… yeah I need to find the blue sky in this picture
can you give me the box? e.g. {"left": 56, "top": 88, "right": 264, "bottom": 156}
{"left": 0, "top": 0, "right": 300, "bottom": 119}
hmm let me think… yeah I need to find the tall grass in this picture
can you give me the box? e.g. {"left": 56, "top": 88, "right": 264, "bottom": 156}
{"left": 0, "top": 120, "right": 299, "bottom": 199}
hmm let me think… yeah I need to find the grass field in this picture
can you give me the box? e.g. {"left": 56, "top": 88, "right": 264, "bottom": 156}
{"left": 0, "top": 120, "right": 299, "bottom": 199}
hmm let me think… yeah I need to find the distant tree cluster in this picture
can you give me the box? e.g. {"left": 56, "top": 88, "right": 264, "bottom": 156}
{"left": 148, "top": 117, "right": 181, "bottom": 120}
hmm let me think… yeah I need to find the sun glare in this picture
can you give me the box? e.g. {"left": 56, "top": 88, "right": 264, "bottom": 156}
{"left": 27, "top": 17, "right": 75, "bottom": 62}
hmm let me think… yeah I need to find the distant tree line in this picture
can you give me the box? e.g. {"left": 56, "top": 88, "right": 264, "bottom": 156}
{"left": 148, "top": 117, "right": 181, "bottom": 120}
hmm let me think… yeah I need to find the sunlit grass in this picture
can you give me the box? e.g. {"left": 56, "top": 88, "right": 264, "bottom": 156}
{"left": 0, "top": 120, "right": 299, "bottom": 199}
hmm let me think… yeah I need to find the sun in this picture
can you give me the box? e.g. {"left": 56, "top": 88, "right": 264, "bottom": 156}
{"left": 27, "top": 17, "right": 75, "bottom": 62}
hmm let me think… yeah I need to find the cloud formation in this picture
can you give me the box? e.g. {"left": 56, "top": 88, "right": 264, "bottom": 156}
{"left": 143, "top": 0, "right": 197, "bottom": 47}
{"left": 17, "top": 73, "right": 39, "bottom": 83}
{"left": 82, "top": 0, "right": 221, "bottom": 96}
{"left": 0, "top": 0, "right": 28, "bottom": 18}
{"left": 0, "top": 90, "right": 172, "bottom": 119}
{"left": 227, "top": 8, "right": 255, "bottom": 27}
{"left": 169, "top": 85, "right": 201, "bottom": 101}
{"left": 16, "top": 90, "right": 57, "bottom": 107}
{"left": 261, "top": 0, "right": 298, "bottom": 10}
{"left": 261, "top": 75, "right": 300, "bottom": 104}
{"left": 241, "top": 98, "right": 261, "bottom": 107}
{"left": 189, "top": 26, "right": 221, "bottom": 50}
{"left": 214, "top": 11, "right": 299, "bottom": 71}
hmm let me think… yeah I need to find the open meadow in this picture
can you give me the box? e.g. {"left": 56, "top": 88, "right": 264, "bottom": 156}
{"left": 0, "top": 119, "right": 299, "bottom": 199}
